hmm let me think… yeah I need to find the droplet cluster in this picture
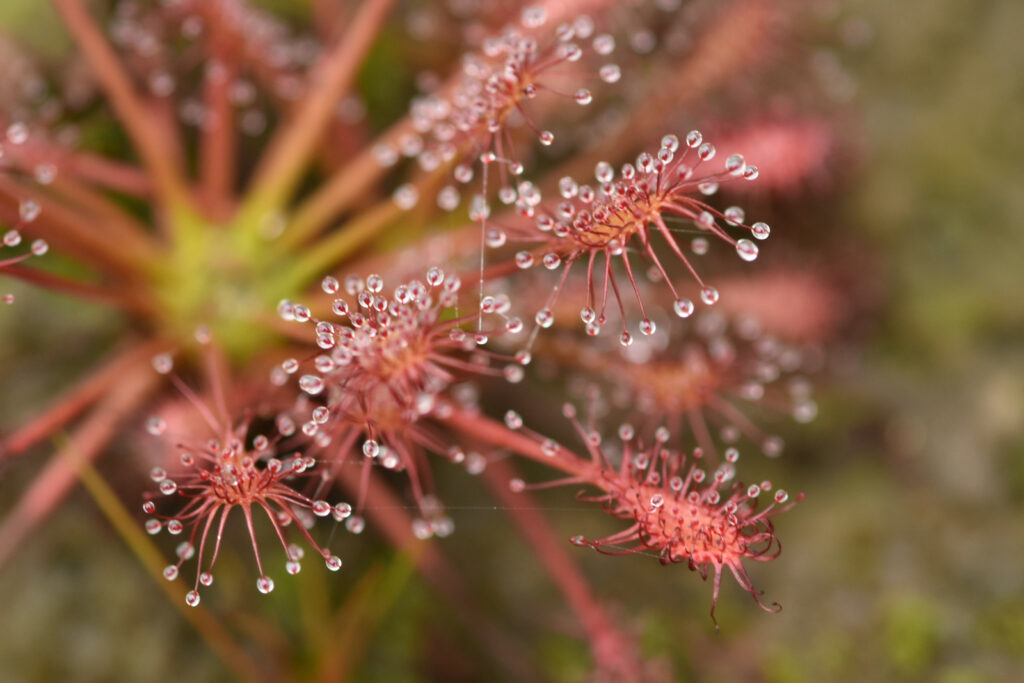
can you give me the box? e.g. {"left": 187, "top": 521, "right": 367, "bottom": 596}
{"left": 385, "top": 8, "right": 619, "bottom": 210}
{"left": 143, "top": 422, "right": 344, "bottom": 606}
{"left": 279, "top": 267, "right": 526, "bottom": 519}
{"left": 512, "top": 132, "right": 769, "bottom": 341}
{"left": 562, "top": 421, "right": 803, "bottom": 623}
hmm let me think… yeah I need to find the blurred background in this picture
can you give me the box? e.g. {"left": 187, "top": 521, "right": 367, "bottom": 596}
{"left": 1, "top": 0, "right": 1023, "bottom": 681}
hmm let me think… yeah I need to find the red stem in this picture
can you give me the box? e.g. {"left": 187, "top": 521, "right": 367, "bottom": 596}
{"left": 333, "top": 464, "right": 537, "bottom": 679}
{"left": 0, "top": 358, "right": 161, "bottom": 569}
{"left": 52, "top": 0, "right": 191, "bottom": 209}
{"left": 441, "top": 407, "right": 601, "bottom": 487}
{"left": 244, "top": 0, "right": 396, "bottom": 219}
{"left": 482, "top": 458, "right": 644, "bottom": 681}
{"left": 1, "top": 341, "right": 167, "bottom": 458}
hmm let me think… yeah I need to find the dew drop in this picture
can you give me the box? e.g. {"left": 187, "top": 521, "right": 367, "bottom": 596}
{"left": 299, "top": 375, "right": 325, "bottom": 395}
{"left": 152, "top": 354, "right": 174, "bottom": 374}
{"left": 673, "top": 299, "right": 694, "bottom": 318}
{"left": 321, "top": 276, "right": 339, "bottom": 294}
{"left": 538, "top": 131, "right": 554, "bottom": 146}
{"left": 763, "top": 436, "right": 784, "bottom": 457}
{"left": 639, "top": 318, "right": 656, "bottom": 336}
{"left": 700, "top": 287, "right": 719, "bottom": 306}
{"left": 392, "top": 184, "right": 419, "bottom": 209}
{"left": 325, "top": 555, "right": 342, "bottom": 571}
{"left": 256, "top": 576, "right": 275, "bottom": 594}
{"left": 751, "top": 221, "right": 771, "bottom": 240}
{"left": 437, "top": 185, "right": 460, "bottom": 211}
{"left": 6, "top": 122, "right": 28, "bottom": 145}
{"left": 185, "top": 591, "right": 201, "bottom": 607}
{"left": 504, "top": 410, "right": 523, "bottom": 430}
{"left": 724, "top": 154, "right": 746, "bottom": 175}
{"left": 535, "top": 309, "right": 554, "bottom": 328}
{"left": 599, "top": 64, "right": 621, "bottom": 83}
{"left": 333, "top": 502, "right": 353, "bottom": 521}
{"left": 19, "top": 200, "right": 40, "bottom": 223}
{"left": 146, "top": 417, "right": 167, "bottom": 436}
{"left": 593, "top": 34, "right": 615, "bottom": 55}
{"left": 521, "top": 6, "right": 547, "bottom": 28}
{"left": 503, "top": 364, "right": 524, "bottom": 383}
{"left": 794, "top": 400, "right": 818, "bottom": 423}
{"left": 34, "top": 164, "right": 57, "bottom": 185}
{"left": 736, "top": 239, "right": 759, "bottom": 262}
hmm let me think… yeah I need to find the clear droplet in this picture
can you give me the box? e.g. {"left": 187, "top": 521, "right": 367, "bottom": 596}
{"left": 736, "top": 239, "right": 759, "bottom": 262}
{"left": 700, "top": 287, "right": 719, "bottom": 305}
{"left": 673, "top": 299, "right": 694, "bottom": 318}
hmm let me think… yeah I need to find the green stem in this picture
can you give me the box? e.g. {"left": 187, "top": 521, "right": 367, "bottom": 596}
{"left": 235, "top": 0, "right": 396, "bottom": 241}
{"left": 279, "top": 199, "right": 402, "bottom": 291}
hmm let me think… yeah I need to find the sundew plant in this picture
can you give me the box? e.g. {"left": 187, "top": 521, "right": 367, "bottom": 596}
{"left": 0, "top": 0, "right": 857, "bottom": 680}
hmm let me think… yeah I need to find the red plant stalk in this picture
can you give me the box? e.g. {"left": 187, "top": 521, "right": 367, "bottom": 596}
{"left": 0, "top": 360, "right": 161, "bottom": 566}
{"left": 481, "top": 457, "right": 646, "bottom": 682}
{"left": 333, "top": 464, "right": 538, "bottom": 680}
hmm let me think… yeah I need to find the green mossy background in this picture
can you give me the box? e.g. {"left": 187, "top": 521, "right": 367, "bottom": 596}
{"left": 2, "top": 0, "right": 1024, "bottom": 680}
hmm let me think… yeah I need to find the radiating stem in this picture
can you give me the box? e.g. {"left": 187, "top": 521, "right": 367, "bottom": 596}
{"left": 278, "top": 129, "right": 406, "bottom": 250}
{"left": 334, "top": 465, "right": 536, "bottom": 679}
{"left": 280, "top": 199, "right": 402, "bottom": 290}
{"left": 52, "top": 0, "right": 192, "bottom": 214}
{"left": 0, "top": 360, "right": 160, "bottom": 569}
{"left": 0, "top": 174, "right": 155, "bottom": 278}
{"left": 0, "top": 265, "right": 159, "bottom": 316}
{"left": 237, "top": 0, "right": 396, "bottom": 235}
{"left": 199, "top": 24, "right": 238, "bottom": 221}
{"left": 442, "top": 407, "right": 600, "bottom": 486}
{"left": 482, "top": 458, "right": 643, "bottom": 681}
{"left": 0, "top": 341, "right": 164, "bottom": 458}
